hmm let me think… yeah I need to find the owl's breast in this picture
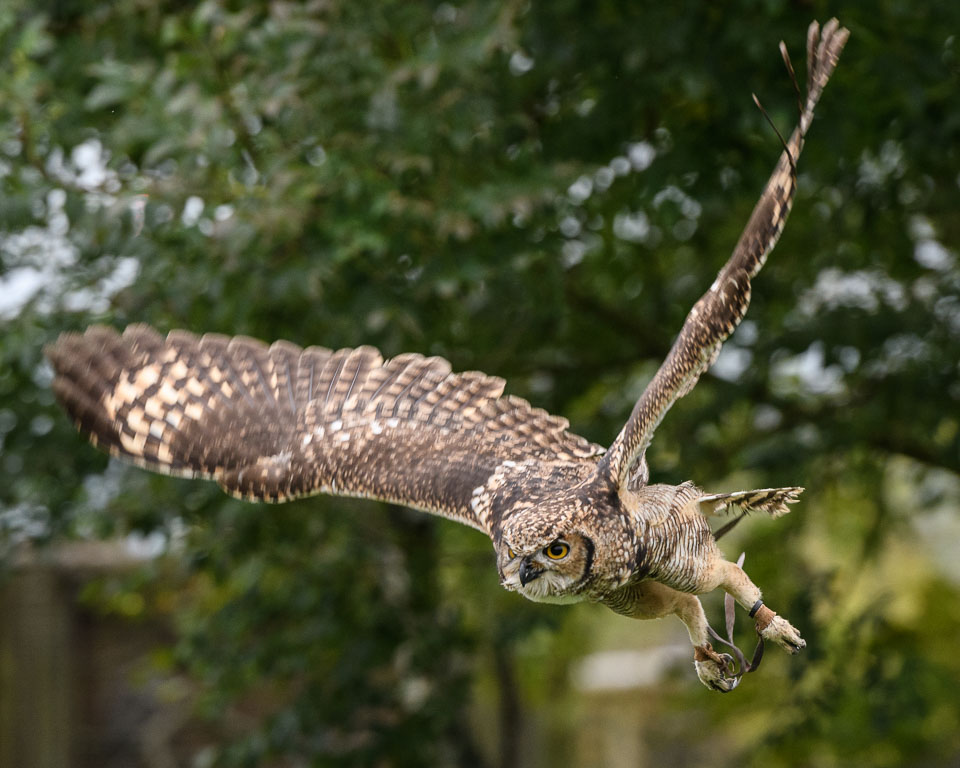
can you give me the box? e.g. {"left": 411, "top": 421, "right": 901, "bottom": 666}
{"left": 636, "top": 502, "right": 718, "bottom": 593}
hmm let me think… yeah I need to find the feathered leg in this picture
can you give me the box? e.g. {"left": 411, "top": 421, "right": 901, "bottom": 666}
{"left": 602, "top": 581, "right": 739, "bottom": 693}
{"left": 710, "top": 559, "right": 806, "bottom": 654}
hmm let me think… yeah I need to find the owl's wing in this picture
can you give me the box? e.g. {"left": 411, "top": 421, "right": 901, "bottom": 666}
{"left": 47, "top": 325, "right": 603, "bottom": 534}
{"left": 600, "top": 19, "right": 848, "bottom": 489}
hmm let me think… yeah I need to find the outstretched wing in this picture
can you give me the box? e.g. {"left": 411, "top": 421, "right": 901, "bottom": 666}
{"left": 46, "top": 325, "right": 603, "bottom": 534}
{"left": 600, "top": 19, "right": 849, "bottom": 489}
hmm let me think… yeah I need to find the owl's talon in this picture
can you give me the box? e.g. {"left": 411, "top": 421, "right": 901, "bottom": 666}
{"left": 755, "top": 607, "right": 805, "bottom": 654}
{"left": 694, "top": 645, "right": 739, "bottom": 693}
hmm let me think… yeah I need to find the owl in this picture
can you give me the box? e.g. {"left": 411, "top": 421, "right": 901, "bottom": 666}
{"left": 47, "top": 20, "right": 848, "bottom": 692}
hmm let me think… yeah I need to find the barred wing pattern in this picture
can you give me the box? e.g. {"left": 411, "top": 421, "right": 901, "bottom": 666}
{"left": 601, "top": 19, "right": 849, "bottom": 489}
{"left": 46, "top": 325, "right": 604, "bottom": 533}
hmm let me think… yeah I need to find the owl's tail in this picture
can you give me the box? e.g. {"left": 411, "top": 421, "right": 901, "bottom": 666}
{"left": 699, "top": 487, "right": 803, "bottom": 539}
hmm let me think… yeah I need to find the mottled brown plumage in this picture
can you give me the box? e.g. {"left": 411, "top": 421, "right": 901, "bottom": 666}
{"left": 47, "top": 20, "right": 848, "bottom": 692}
{"left": 602, "top": 18, "right": 849, "bottom": 491}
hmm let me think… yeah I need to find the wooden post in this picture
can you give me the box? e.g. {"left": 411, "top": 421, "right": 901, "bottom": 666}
{"left": 0, "top": 563, "right": 75, "bottom": 768}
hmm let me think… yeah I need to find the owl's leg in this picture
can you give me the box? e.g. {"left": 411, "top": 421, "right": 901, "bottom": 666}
{"left": 602, "top": 581, "right": 738, "bottom": 692}
{"left": 712, "top": 559, "right": 806, "bottom": 654}
{"left": 674, "top": 592, "right": 740, "bottom": 693}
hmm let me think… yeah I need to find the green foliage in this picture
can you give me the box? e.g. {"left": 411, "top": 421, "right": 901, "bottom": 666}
{"left": 2, "top": 1, "right": 959, "bottom": 766}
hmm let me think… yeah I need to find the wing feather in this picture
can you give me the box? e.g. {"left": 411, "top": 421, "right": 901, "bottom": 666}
{"left": 47, "top": 326, "right": 604, "bottom": 534}
{"left": 600, "top": 19, "right": 848, "bottom": 489}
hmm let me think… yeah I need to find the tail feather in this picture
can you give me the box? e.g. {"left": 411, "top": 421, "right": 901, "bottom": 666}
{"left": 699, "top": 487, "right": 803, "bottom": 520}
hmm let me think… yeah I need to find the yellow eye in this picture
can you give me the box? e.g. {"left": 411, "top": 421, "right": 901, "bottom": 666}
{"left": 545, "top": 541, "right": 569, "bottom": 560}
{"left": 507, "top": 547, "right": 516, "bottom": 559}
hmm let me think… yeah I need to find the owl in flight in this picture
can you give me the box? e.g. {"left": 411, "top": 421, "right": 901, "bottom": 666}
{"left": 47, "top": 21, "right": 848, "bottom": 692}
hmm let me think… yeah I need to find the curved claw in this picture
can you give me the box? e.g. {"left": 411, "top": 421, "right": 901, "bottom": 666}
{"left": 694, "top": 647, "right": 740, "bottom": 693}
{"left": 760, "top": 614, "right": 806, "bottom": 654}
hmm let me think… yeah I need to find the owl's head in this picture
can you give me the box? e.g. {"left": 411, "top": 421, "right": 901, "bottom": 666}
{"left": 496, "top": 530, "right": 594, "bottom": 604}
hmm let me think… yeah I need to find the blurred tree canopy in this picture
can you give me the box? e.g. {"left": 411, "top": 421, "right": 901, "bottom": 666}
{"left": 1, "top": 1, "right": 959, "bottom": 766}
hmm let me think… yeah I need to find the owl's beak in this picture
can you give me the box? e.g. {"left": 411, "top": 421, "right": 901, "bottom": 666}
{"left": 519, "top": 558, "right": 542, "bottom": 586}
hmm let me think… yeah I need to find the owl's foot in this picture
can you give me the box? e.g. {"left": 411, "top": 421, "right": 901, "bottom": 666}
{"left": 754, "top": 604, "right": 805, "bottom": 654}
{"left": 693, "top": 643, "right": 739, "bottom": 693}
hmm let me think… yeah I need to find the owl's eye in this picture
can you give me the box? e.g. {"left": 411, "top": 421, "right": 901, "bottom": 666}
{"left": 507, "top": 547, "right": 516, "bottom": 559}
{"left": 545, "top": 541, "right": 570, "bottom": 560}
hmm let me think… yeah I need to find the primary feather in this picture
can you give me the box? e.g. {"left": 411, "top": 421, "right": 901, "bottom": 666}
{"left": 46, "top": 325, "right": 603, "bottom": 532}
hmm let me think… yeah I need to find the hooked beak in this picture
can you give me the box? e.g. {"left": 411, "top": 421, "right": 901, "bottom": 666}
{"left": 519, "top": 558, "right": 542, "bottom": 587}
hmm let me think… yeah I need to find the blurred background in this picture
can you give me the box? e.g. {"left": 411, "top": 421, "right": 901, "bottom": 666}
{"left": 1, "top": 1, "right": 959, "bottom": 766}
